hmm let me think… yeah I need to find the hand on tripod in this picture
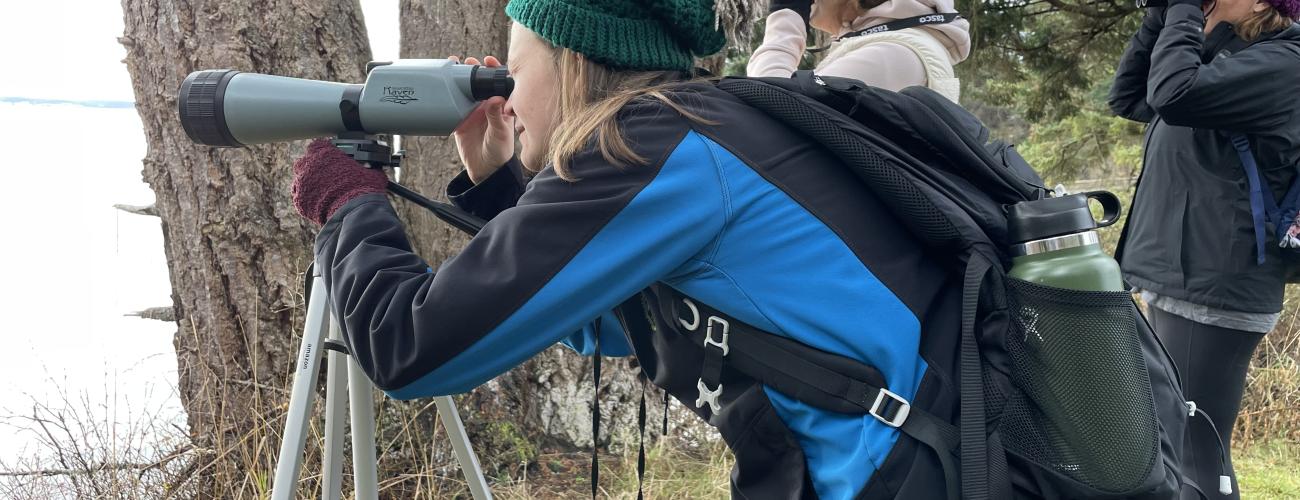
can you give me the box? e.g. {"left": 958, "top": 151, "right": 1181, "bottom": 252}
{"left": 292, "top": 138, "right": 390, "bottom": 226}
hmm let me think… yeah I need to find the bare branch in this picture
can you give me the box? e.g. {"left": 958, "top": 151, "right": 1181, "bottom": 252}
{"left": 125, "top": 307, "right": 176, "bottom": 322}
{"left": 113, "top": 203, "right": 158, "bottom": 217}
{"left": 0, "top": 446, "right": 198, "bottom": 478}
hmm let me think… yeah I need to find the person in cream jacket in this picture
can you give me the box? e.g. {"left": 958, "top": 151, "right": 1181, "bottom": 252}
{"left": 748, "top": 0, "right": 971, "bottom": 102}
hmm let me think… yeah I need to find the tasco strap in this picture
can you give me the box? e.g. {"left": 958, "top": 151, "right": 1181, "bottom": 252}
{"left": 809, "top": 13, "right": 963, "bottom": 53}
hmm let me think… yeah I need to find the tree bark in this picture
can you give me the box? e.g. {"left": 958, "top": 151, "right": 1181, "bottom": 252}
{"left": 120, "top": 0, "right": 371, "bottom": 496}
{"left": 395, "top": 0, "right": 664, "bottom": 470}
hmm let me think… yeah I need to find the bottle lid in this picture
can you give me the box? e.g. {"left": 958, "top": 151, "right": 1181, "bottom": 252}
{"left": 1007, "top": 191, "right": 1121, "bottom": 244}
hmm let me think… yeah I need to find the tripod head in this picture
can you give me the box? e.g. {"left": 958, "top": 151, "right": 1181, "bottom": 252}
{"left": 329, "top": 134, "right": 487, "bottom": 236}
{"left": 331, "top": 132, "right": 402, "bottom": 169}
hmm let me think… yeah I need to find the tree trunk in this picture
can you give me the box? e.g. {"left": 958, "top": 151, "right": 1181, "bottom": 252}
{"left": 395, "top": 0, "right": 664, "bottom": 471}
{"left": 120, "top": 0, "right": 371, "bottom": 496}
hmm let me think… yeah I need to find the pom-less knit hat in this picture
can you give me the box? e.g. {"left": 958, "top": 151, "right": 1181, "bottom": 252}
{"left": 1265, "top": 0, "right": 1300, "bottom": 20}
{"left": 505, "top": 0, "right": 729, "bottom": 71}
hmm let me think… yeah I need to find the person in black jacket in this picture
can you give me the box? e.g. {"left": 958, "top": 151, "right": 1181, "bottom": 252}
{"left": 1109, "top": 1, "right": 1300, "bottom": 498}
{"left": 288, "top": 1, "right": 957, "bottom": 498}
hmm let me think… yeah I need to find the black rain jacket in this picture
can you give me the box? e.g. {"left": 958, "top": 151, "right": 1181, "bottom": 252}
{"left": 1109, "top": 6, "right": 1300, "bottom": 313}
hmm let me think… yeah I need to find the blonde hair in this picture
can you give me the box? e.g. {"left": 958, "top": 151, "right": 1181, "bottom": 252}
{"left": 546, "top": 48, "right": 717, "bottom": 180}
{"left": 1236, "top": 4, "right": 1295, "bottom": 42}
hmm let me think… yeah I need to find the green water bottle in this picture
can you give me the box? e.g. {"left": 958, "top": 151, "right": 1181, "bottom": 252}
{"left": 1007, "top": 191, "right": 1125, "bottom": 292}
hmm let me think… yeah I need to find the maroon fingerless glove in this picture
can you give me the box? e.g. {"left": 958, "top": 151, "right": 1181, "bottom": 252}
{"left": 292, "top": 138, "right": 389, "bottom": 226}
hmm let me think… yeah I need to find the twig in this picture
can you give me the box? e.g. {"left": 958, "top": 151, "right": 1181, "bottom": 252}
{"left": 125, "top": 306, "right": 177, "bottom": 322}
{"left": 113, "top": 203, "right": 158, "bottom": 217}
{"left": 0, "top": 445, "right": 198, "bottom": 478}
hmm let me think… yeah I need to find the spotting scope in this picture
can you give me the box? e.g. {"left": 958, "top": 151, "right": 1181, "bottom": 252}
{"left": 178, "top": 59, "right": 513, "bottom": 147}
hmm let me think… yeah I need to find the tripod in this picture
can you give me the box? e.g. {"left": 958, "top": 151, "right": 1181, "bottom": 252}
{"left": 270, "top": 136, "right": 493, "bottom": 500}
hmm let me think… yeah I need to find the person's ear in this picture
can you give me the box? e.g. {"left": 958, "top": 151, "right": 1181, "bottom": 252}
{"left": 1252, "top": 0, "right": 1270, "bottom": 13}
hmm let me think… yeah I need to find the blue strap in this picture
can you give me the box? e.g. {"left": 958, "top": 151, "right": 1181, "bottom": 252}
{"left": 1233, "top": 134, "right": 1272, "bottom": 265}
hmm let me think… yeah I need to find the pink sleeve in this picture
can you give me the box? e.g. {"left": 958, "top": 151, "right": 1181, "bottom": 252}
{"left": 817, "top": 42, "right": 928, "bottom": 92}
{"left": 746, "top": 9, "right": 807, "bottom": 77}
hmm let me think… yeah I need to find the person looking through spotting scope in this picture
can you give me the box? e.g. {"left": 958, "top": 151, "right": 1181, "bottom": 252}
{"left": 288, "top": 0, "right": 962, "bottom": 498}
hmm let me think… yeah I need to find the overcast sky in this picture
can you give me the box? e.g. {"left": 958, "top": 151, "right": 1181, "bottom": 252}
{"left": 0, "top": 0, "right": 401, "bottom": 102}
{"left": 0, "top": 1, "right": 402, "bottom": 462}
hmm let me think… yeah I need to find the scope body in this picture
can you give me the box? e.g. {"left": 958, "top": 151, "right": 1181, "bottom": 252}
{"left": 179, "top": 59, "right": 513, "bottom": 147}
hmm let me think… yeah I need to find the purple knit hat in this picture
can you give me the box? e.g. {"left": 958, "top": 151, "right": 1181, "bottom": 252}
{"left": 1266, "top": 0, "right": 1300, "bottom": 20}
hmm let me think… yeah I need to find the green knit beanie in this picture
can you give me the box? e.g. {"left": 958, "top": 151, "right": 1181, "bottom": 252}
{"left": 505, "top": 0, "right": 727, "bottom": 71}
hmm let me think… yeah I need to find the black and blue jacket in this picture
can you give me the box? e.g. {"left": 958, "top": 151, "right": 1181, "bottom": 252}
{"left": 314, "top": 83, "right": 952, "bottom": 499}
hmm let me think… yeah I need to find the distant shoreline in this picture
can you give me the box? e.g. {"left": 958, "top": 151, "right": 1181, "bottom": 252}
{"left": 0, "top": 96, "right": 135, "bottom": 109}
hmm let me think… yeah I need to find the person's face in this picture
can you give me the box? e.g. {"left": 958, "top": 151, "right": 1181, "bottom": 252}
{"left": 1205, "top": 0, "right": 1271, "bottom": 34}
{"left": 505, "top": 22, "right": 561, "bottom": 172}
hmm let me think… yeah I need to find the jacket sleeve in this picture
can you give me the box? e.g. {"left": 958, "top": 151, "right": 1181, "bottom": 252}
{"left": 747, "top": 9, "right": 808, "bottom": 77}
{"left": 313, "top": 127, "right": 724, "bottom": 399}
{"left": 446, "top": 156, "right": 527, "bottom": 221}
{"left": 443, "top": 157, "right": 630, "bottom": 356}
{"left": 1146, "top": 4, "right": 1296, "bottom": 132}
{"left": 1108, "top": 9, "right": 1165, "bottom": 123}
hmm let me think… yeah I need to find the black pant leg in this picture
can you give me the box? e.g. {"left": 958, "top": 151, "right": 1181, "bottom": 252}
{"left": 1148, "top": 306, "right": 1264, "bottom": 500}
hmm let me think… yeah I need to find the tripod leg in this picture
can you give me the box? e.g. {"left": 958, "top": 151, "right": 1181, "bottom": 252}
{"left": 321, "top": 319, "right": 348, "bottom": 500}
{"left": 270, "top": 271, "right": 331, "bottom": 500}
{"left": 347, "top": 329, "right": 380, "bottom": 500}
{"left": 436, "top": 396, "right": 494, "bottom": 500}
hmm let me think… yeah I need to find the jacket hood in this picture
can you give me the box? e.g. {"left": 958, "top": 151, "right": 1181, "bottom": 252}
{"left": 845, "top": 0, "right": 972, "bottom": 64}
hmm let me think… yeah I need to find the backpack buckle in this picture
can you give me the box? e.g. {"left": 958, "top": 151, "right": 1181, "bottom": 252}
{"left": 695, "top": 379, "right": 723, "bottom": 414}
{"left": 869, "top": 388, "right": 911, "bottom": 428}
{"left": 703, "top": 316, "right": 730, "bottom": 356}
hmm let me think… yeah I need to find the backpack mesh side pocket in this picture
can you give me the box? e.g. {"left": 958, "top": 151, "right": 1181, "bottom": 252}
{"left": 999, "top": 278, "right": 1160, "bottom": 494}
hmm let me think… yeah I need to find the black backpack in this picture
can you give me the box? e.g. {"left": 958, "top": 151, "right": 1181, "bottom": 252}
{"left": 423, "top": 70, "right": 1195, "bottom": 499}
{"left": 671, "top": 72, "right": 1192, "bottom": 499}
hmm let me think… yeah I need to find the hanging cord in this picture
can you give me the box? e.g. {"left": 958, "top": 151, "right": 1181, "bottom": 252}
{"left": 1188, "top": 401, "right": 1234, "bottom": 496}
{"left": 591, "top": 319, "right": 603, "bottom": 499}
{"left": 663, "top": 390, "right": 670, "bottom": 436}
{"left": 807, "top": 13, "right": 964, "bottom": 53}
{"left": 637, "top": 380, "right": 648, "bottom": 500}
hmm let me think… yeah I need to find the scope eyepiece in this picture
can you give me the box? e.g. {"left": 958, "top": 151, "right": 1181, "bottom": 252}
{"left": 470, "top": 66, "right": 514, "bottom": 100}
{"left": 179, "top": 69, "right": 243, "bottom": 147}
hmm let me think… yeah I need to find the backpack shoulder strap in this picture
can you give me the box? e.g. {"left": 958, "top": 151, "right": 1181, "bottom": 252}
{"left": 716, "top": 77, "right": 967, "bottom": 252}
{"left": 715, "top": 76, "right": 1015, "bottom": 498}
{"left": 1232, "top": 134, "right": 1274, "bottom": 265}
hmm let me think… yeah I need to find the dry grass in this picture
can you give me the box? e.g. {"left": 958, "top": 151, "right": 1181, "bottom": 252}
{"left": 0, "top": 368, "right": 478, "bottom": 499}
{"left": 2, "top": 330, "right": 1296, "bottom": 500}
{"left": 493, "top": 439, "right": 733, "bottom": 500}
{"left": 1237, "top": 288, "right": 1300, "bottom": 446}
{"left": 0, "top": 377, "right": 194, "bottom": 499}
